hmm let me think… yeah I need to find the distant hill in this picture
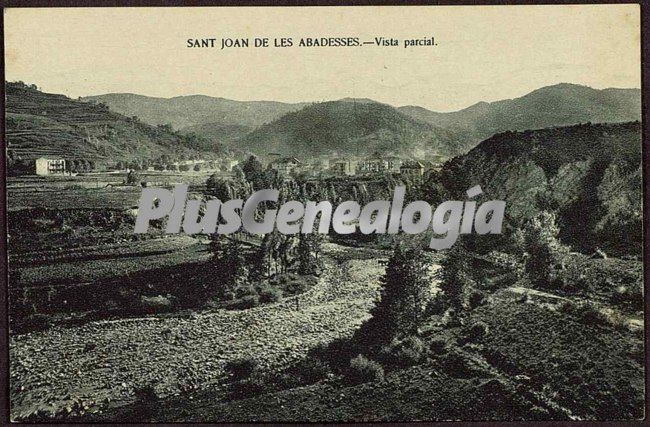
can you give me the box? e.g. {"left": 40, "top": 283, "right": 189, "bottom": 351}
{"left": 81, "top": 93, "right": 308, "bottom": 130}
{"left": 238, "top": 100, "right": 464, "bottom": 159}
{"left": 179, "top": 123, "right": 255, "bottom": 146}
{"left": 440, "top": 121, "right": 642, "bottom": 255}
{"left": 69, "top": 83, "right": 642, "bottom": 162}
{"left": 399, "top": 83, "right": 641, "bottom": 146}
{"left": 5, "top": 82, "right": 222, "bottom": 164}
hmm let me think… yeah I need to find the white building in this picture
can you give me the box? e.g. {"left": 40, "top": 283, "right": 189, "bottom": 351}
{"left": 34, "top": 157, "right": 66, "bottom": 175}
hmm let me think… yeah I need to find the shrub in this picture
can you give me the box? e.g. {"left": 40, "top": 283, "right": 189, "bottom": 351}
{"left": 222, "top": 291, "right": 237, "bottom": 301}
{"left": 125, "top": 170, "right": 141, "bottom": 185}
{"left": 379, "top": 335, "right": 427, "bottom": 367}
{"left": 425, "top": 294, "right": 446, "bottom": 315}
{"left": 440, "top": 349, "right": 476, "bottom": 379}
{"left": 429, "top": 338, "right": 447, "bottom": 355}
{"left": 259, "top": 286, "right": 283, "bottom": 304}
{"left": 468, "top": 290, "right": 486, "bottom": 309}
{"left": 282, "top": 277, "right": 311, "bottom": 295}
{"left": 610, "top": 285, "right": 643, "bottom": 312}
{"left": 237, "top": 294, "right": 260, "bottom": 309}
{"left": 225, "top": 357, "right": 257, "bottom": 380}
{"left": 274, "top": 358, "right": 333, "bottom": 389}
{"left": 309, "top": 338, "right": 357, "bottom": 372}
{"left": 347, "top": 355, "right": 384, "bottom": 384}
{"left": 132, "top": 384, "right": 159, "bottom": 419}
{"left": 229, "top": 373, "right": 266, "bottom": 400}
{"left": 549, "top": 261, "right": 590, "bottom": 294}
{"left": 140, "top": 295, "right": 172, "bottom": 312}
{"left": 559, "top": 301, "right": 610, "bottom": 327}
{"left": 463, "top": 321, "right": 489, "bottom": 343}
{"left": 295, "top": 358, "right": 332, "bottom": 384}
{"left": 234, "top": 284, "right": 257, "bottom": 299}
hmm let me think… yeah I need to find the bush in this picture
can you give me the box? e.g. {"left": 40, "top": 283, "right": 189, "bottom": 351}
{"left": 468, "top": 290, "right": 486, "bottom": 309}
{"left": 549, "top": 261, "right": 590, "bottom": 294}
{"left": 309, "top": 338, "right": 357, "bottom": 372}
{"left": 559, "top": 301, "right": 610, "bottom": 327}
{"left": 429, "top": 338, "right": 447, "bottom": 355}
{"left": 225, "top": 357, "right": 257, "bottom": 380}
{"left": 463, "top": 321, "right": 489, "bottom": 343}
{"left": 440, "top": 349, "right": 476, "bottom": 378}
{"left": 610, "top": 285, "right": 643, "bottom": 312}
{"left": 425, "top": 294, "right": 446, "bottom": 316}
{"left": 282, "top": 276, "right": 313, "bottom": 295}
{"left": 237, "top": 294, "right": 260, "bottom": 309}
{"left": 234, "top": 284, "right": 257, "bottom": 299}
{"left": 258, "top": 286, "right": 283, "bottom": 303}
{"left": 275, "top": 358, "right": 332, "bottom": 389}
{"left": 140, "top": 294, "right": 172, "bottom": 312}
{"left": 229, "top": 373, "right": 266, "bottom": 400}
{"left": 131, "top": 383, "right": 159, "bottom": 419}
{"left": 295, "top": 358, "right": 332, "bottom": 384}
{"left": 379, "top": 335, "right": 427, "bottom": 367}
{"left": 347, "top": 355, "right": 384, "bottom": 384}
{"left": 125, "top": 170, "right": 142, "bottom": 186}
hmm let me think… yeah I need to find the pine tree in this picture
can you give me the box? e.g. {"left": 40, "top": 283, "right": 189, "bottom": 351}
{"left": 297, "top": 233, "right": 323, "bottom": 275}
{"left": 358, "top": 242, "right": 432, "bottom": 345}
{"left": 519, "top": 211, "right": 569, "bottom": 288}
{"left": 439, "top": 239, "right": 474, "bottom": 312}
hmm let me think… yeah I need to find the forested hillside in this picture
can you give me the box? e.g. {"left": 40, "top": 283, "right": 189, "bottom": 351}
{"left": 239, "top": 100, "right": 464, "bottom": 159}
{"left": 441, "top": 121, "right": 642, "bottom": 255}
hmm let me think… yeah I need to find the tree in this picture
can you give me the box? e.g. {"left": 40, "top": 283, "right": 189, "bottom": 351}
{"left": 439, "top": 239, "right": 474, "bottom": 312}
{"left": 517, "top": 211, "right": 569, "bottom": 288}
{"left": 250, "top": 234, "right": 274, "bottom": 281}
{"left": 357, "top": 242, "right": 432, "bottom": 345}
{"left": 179, "top": 164, "right": 191, "bottom": 172}
{"left": 193, "top": 163, "right": 201, "bottom": 172}
{"left": 297, "top": 233, "right": 323, "bottom": 275}
{"left": 241, "top": 155, "right": 265, "bottom": 188}
{"left": 232, "top": 165, "right": 246, "bottom": 182}
{"left": 126, "top": 170, "right": 141, "bottom": 186}
{"left": 220, "top": 238, "right": 248, "bottom": 294}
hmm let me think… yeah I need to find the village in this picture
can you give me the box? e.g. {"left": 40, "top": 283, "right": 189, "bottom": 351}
{"left": 16, "top": 152, "right": 446, "bottom": 180}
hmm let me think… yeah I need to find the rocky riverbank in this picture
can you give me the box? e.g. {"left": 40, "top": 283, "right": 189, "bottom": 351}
{"left": 9, "top": 243, "right": 387, "bottom": 421}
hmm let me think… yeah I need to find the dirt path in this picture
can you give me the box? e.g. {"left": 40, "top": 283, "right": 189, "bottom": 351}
{"left": 9, "top": 243, "right": 386, "bottom": 421}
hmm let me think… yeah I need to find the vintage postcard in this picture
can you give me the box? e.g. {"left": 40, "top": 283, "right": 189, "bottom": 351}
{"left": 3, "top": 4, "right": 645, "bottom": 423}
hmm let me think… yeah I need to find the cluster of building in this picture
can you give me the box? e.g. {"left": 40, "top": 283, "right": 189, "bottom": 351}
{"left": 24, "top": 157, "right": 240, "bottom": 176}
{"left": 268, "top": 153, "right": 445, "bottom": 178}
{"left": 25, "top": 154, "right": 443, "bottom": 178}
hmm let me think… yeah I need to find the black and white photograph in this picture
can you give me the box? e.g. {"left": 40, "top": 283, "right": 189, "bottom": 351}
{"left": 2, "top": 4, "right": 646, "bottom": 423}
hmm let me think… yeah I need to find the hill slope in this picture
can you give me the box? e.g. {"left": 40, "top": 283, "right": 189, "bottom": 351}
{"left": 238, "top": 100, "right": 463, "bottom": 159}
{"left": 440, "top": 121, "right": 642, "bottom": 254}
{"left": 5, "top": 82, "right": 222, "bottom": 164}
{"left": 179, "top": 122, "right": 255, "bottom": 146}
{"left": 81, "top": 93, "right": 307, "bottom": 130}
{"left": 399, "top": 84, "right": 641, "bottom": 145}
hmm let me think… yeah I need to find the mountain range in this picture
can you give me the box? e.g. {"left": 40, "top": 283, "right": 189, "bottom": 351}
{"left": 83, "top": 83, "right": 641, "bottom": 159}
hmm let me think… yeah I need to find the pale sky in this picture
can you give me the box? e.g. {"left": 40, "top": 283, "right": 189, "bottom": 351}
{"left": 4, "top": 5, "right": 641, "bottom": 112}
